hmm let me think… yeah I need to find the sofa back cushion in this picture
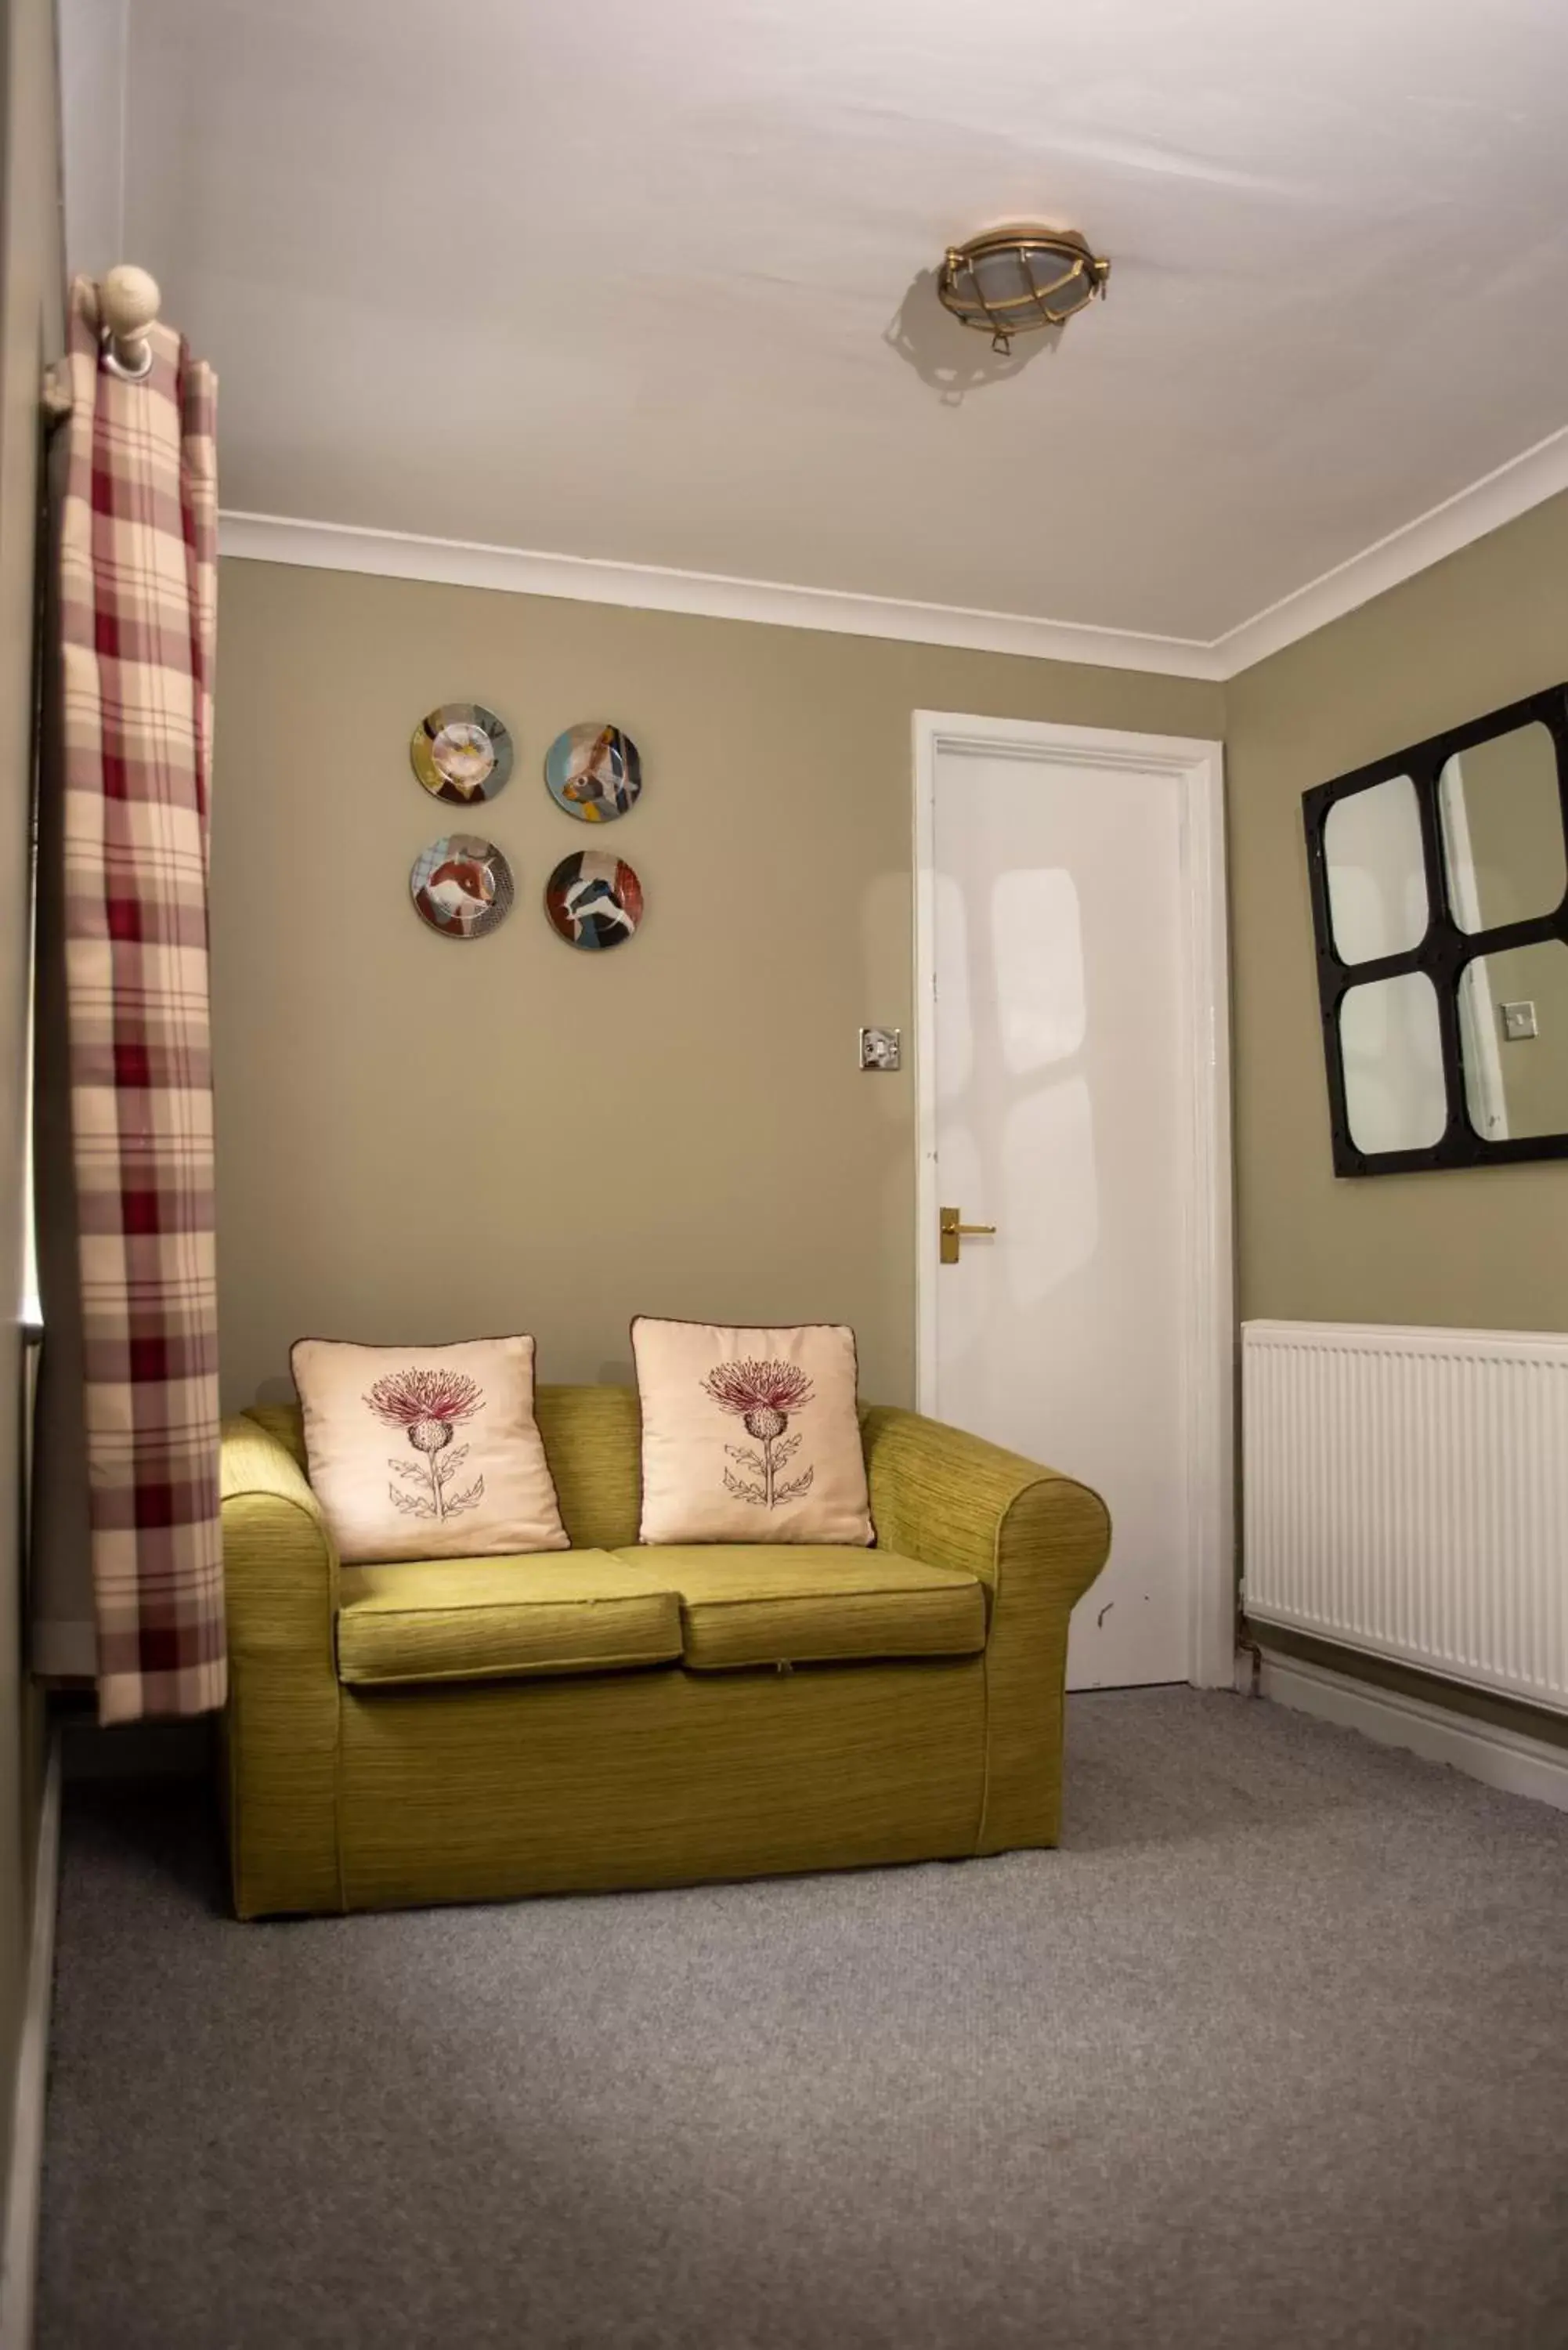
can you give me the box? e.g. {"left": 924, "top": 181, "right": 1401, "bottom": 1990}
{"left": 632, "top": 1319, "right": 874, "bottom": 1546}
{"left": 250, "top": 1379, "right": 880, "bottom": 1554}
{"left": 534, "top": 1384, "right": 643, "bottom": 1549}
{"left": 251, "top": 1383, "right": 647, "bottom": 1552}
{"left": 292, "top": 1336, "right": 569, "bottom": 1564}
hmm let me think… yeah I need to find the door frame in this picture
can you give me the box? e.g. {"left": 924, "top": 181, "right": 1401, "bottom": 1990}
{"left": 912, "top": 711, "right": 1234, "bottom": 1690}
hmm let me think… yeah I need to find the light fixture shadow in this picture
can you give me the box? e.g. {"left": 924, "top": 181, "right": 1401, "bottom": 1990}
{"left": 883, "top": 267, "right": 1060, "bottom": 406}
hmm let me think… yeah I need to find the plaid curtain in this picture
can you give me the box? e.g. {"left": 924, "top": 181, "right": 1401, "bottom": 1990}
{"left": 48, "top": 279, "right": 222, "bottom": 1723}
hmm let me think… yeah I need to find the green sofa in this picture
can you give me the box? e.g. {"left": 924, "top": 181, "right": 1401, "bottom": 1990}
{"left": 219, "top": 1386, "right": 1111, "bottom": 1919}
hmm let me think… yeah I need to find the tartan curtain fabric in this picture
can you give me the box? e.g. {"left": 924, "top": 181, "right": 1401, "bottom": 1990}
{"left": 51, "top": 278, "right": 223, "bottom": 1722}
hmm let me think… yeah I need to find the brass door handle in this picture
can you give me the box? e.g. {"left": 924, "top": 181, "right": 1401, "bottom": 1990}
{"left": 939, "top": 1205, "right": 998, "bottom": 1264}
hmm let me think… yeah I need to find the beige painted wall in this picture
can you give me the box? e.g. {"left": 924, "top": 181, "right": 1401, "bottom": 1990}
{"left": 0, "top": 0, "right": 62, "bottom": 2238}
{"left": 211, "top": 562, "right": 1220, "bottom": 1412}
{"left": 1227, "top": 489, "right": 1568, "bottom": 1332}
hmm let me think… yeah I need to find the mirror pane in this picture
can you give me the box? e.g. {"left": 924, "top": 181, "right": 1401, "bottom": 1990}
{"left": 1458, "top": 940, "right": 1568, "bottom": 1141}
{"left": 1438, "top": 722, "right": 1565, "bottom": 935}
{"left": 1323, "top": 776, "right": 1429, "bottom": 964}
{"left": 1339, "top": 971, "right": 1446, "bottom": 1154}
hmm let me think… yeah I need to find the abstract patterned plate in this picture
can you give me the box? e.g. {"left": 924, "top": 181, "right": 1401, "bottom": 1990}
{"left": 544, "top": 722, "right": 641, "bottom": 822}
{"left": 410, "top": 834, "right": 515, "bottom": 939}
{"left": 544, "top": 851, "right": 643, "bottom": 951}
{"left": 410, "top": 703, "right": 513, "bottom": 804}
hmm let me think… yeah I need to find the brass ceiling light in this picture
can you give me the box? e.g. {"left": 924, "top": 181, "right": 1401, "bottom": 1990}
{"left": 937, "top": 225, "right": 1110, "bottom": 352}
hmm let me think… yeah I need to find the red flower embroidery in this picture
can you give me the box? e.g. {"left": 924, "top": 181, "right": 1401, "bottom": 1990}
{"left": 702, "top": 1358, "right": 815, "bottom": 1508}
{"left": 365, "top": 1368, "right": 483, "bottom": 1434}
{"left": 364, "top": 1368, "right": 486, "bottom": 1524}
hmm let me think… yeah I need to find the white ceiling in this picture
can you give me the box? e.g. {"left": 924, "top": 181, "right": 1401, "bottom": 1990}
{"left": 68, "top": 0, "right": 1568, "bottom": 661}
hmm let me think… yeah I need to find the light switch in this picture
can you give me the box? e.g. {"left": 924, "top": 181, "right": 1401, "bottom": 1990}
{"left": 1501, "top": 1000, "right": 1538, "bottom": 1042}
{"left": 859, "top": 1026, "right": 901, "bottom": 1072}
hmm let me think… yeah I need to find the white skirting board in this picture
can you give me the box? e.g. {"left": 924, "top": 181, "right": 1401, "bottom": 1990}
{"left": 1249, "top": 1651, "right": 1568, "bottom": 1815}
{"left": 0, "top": 1731, "right": 61, "bottom": 2350}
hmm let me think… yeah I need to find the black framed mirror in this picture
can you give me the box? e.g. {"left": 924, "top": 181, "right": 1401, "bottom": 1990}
{"left": 1302, "top": 682, "right": 1568, "bottom": 1175}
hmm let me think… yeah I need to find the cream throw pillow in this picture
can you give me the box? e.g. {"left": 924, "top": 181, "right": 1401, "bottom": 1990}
{"left": 633, "top": 1318, "right": 873, "bottom": 1546}
{"left": 291, "top": 1336, "right": 569, "bottom": 1564}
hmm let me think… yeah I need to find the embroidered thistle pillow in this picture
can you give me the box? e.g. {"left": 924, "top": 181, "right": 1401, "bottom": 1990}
{"left": 632, "top": 1319, "right": 873, "bottom": 1546}
{"left": 291, "top": 1336, "right": 569, "bottom": 1564}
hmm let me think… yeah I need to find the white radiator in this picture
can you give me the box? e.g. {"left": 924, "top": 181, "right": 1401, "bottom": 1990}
{"left": 1242, "top": 1319, "right": 1568, "bottom": 1715}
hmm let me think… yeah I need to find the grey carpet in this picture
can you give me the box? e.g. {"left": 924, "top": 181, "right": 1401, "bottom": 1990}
{"left": 36, "top": 1689, "right": 1568, "bottom": 2350}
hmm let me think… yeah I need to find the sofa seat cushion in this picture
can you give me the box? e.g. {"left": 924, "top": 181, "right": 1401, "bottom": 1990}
{"left": 612, "top": 1546, "right": 986, "bottom": 1671}
{"left": 337, "top": 1551, "right": 682, "bottom": 1688}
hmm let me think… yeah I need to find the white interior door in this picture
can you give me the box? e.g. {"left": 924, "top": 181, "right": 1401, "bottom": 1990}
{"left": 917, "top": 718, "right": 1230, "bottom": 1690}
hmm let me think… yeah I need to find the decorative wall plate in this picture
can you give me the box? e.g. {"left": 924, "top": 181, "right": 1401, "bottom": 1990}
{"left": 544, "top": 851, "right": 643, "bottom": 951}
{"left": 544, "top": 722, "right": 641, "bottom": 822}
{"left": 410, "top": 703, "right": 513, "bottom": 804}
{"left": 410, "top": 834, "right": 515, "bottom": 939}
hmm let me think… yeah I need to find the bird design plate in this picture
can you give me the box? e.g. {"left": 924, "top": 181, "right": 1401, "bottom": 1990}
{"left": 544, "top": 851, "right": 643, "bottom": 950}
{"left": 410, "top": 834, "right": 515, "bottom": 939}
{"left": 544, "top": 723, "right": 641, "bottom": 822}
{"left": 410, "top": 703, "right": 513, "bottom": 804}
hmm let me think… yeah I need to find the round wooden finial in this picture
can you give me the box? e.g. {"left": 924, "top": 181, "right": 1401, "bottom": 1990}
{"left": 100, "top": 264, "right": 161, "bottom": 340}
{"left": 99, "top": 265, "right": 161, "bottom": 379}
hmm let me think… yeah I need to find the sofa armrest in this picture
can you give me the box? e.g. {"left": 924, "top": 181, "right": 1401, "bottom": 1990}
{"left": 861, "top": 1405, "right": 1111, "bottom": 1853}
{"left": 861, "top": 1405, "right": 1109, "bottom": 1609}
{"left": 221, "top": 1411, "right": 343, "bottom": 1915}
{"left": 222, "top": 1410, "right": 340, "bottom": 1641}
